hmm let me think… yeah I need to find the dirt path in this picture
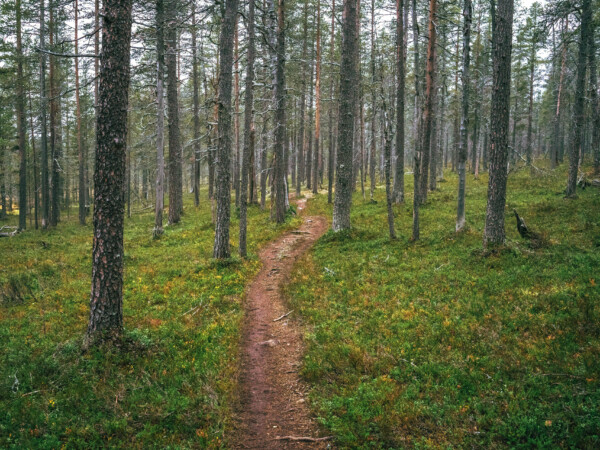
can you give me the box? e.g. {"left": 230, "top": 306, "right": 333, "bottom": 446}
{"left": 233, "top": 198, "right": 330, "bottom": 449}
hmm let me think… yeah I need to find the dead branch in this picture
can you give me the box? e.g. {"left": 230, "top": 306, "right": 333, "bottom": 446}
{"left": 273, "top": 310, "right": 293, "bottom": 322}
{"left": 0, "top": 226, "right": 19, "bottom": 238}
{"left": 274, "top": 436, "right": 333, "bottom": 442}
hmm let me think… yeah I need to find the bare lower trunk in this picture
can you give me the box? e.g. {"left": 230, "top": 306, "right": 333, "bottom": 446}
{"left": 393, "top": 0, "right": 405, "bottom": 204}
{"left": 456, "top": 0, "right": 472, "bottom": 232}
{"left": 16, "top": 0, "right": 27, "bottom": 231}
{"left": 192, "top": 8, "right": 201, "bottom": 208}
{"left": 86, "top": 0, "right": 132, "bottom": 344}
{"left": 240, "top": 0, "right": 255, "bottom": 257}
{"left": 566, "top": 0, "right": 590, "bottom": 196}
{"left": 332, "top": 0, "right": 359, "bottom": 231}
{"left": 327, "top": 0, "right": 336, "bottom": 203}
{"left": 483, "top": 0, "right": 514, "bottom": 247}
{"left": 167, "top": 0, "right": 183, "bottom": 224}
{"left": 213, "top": 0, "right": 239, "bottom": 258}
{"left": 154, "top": 0, "right": 166, "bottom": 237}
{"left": 312, "top": 0, "right": 321, "bottom": 195}
{"left": 273, "top": 0, "right": 287, "bottom": 222}
{"left": 418, "top": 0, "right": 436, "bottom": 209}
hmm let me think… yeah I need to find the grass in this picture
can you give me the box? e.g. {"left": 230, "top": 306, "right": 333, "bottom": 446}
{"left": 286, "top": 164, "right": 600, "bottom": 448}
{"left": 0, "top": 193, "right": 300, "bottom": 448}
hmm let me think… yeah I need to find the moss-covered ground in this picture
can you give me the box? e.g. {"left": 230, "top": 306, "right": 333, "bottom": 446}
{"left": 0, "top": 195, "right": 299, "bottom": 448}
{"left": 286, "top": 165, "right": 599, "bottom": 448}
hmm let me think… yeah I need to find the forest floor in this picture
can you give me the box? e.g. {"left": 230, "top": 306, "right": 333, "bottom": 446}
{"left": 233, "top": 195, "right": 331, "bottom": 448}
{"left": 285, "top": 164, "right": 600, "bottom": 448}
{"left": 0, "top": 194, "right": 302, "bottom": 448}
{"left": 1, "top": 163, "right": 599, "bottom": 449}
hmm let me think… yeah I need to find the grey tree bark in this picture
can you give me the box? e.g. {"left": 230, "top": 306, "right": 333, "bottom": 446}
{"left": 273, "top": 0, "right": 287, "bottom": 223}
{"left": 566, "top": 0, "right": 590, "bottom": 196}
{"left": 456, "top": 0, "right": 471, "bottom": 232}
{"left": 40, "top": 0, "right": 50, "bottom": 229}
{"left": 16, "top": 0, "right": 27, "bottom": 231}
{"left": 483, "top": 0, "right": 514, "bottom": 247}
{"left": 213, "top": 0, "right": 239, "bottom": 258}
{"left": 332, "top": 0, "right": 359, "bottom": 231}
{"left": 239, "top": 0, "right": 255, "bottom": 257}
{"left": 166, "top": 0, "right": 183, "bottom": 224}
{"left": 154, "top": 0, "right": 166, "bottom": 237}
{"left": 393, "top": 0, "right": 405, "bottom": 204}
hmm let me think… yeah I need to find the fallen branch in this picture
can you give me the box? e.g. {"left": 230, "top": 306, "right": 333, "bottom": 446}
{"left": 0, "top": 226, "right": 19, "bottom": 238}
{"left": 181, "top": 300, "right": 204, "bottom": 317}
{"left": 273, "top": 310, "right": 293, "bottom": 322}
{"left": 274, "top": 436, "right": 333, "bottom": 442}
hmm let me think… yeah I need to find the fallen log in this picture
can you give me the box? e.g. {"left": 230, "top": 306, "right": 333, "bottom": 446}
{"left": 0, "top": 226, "right": 19, "bottom": 238}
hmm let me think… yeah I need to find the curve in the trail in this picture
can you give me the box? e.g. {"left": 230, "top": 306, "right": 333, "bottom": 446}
{"left": 233, "top": 202, "right": 330, "bottom": 449}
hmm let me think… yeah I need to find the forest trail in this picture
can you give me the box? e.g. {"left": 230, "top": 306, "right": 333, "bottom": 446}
{"left": 233, "top": 196, "right": 331, "bottom": 449}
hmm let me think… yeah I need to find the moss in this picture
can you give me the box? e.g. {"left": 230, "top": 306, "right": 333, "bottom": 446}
{"left": 0, "top": 192, "right": 299, "bottom": 448}
{"left": 286, "top": 165, "right": 600, "bottom": 448}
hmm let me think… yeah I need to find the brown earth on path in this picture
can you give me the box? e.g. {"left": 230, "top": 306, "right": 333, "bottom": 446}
{"left": 232, "top": 197, "right": 332, "bottom": 449}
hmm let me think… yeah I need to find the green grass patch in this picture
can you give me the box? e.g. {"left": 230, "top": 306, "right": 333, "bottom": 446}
{"left": 286, "top": 165, "right": 600, "bottom": 448}
{"left": 0, "top": 193, "right": 299, "bottom": 448}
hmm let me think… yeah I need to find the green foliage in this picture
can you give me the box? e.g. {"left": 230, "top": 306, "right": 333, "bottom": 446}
{"left": 286, "top": 166, "right": 600, "bottom": 448}
{"left": 0, "top": 193, "right": 299, "bottom": 448}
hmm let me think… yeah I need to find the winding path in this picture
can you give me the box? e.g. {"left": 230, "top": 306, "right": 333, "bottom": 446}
{"left": 233, "top": 198, "right": 330, "bottom": 449}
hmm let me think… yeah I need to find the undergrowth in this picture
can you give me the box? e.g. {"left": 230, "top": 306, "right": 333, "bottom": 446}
{"left": 0, "top": 193, "right": 299, "bottom": 448}
{"left": 286, "top": 164, "right": 600, "bottom": 448}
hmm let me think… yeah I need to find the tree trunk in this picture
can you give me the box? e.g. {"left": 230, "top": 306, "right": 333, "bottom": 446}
{"left": 456, "top": 0, "right": 472, "bottom": 232}
{"left": 369, "top": 0, "right": 376, "bottom": 201}
{"left": 393, "top": 0, "right": 405, "bottom": 203}
{"left": 414, "top": 0, "right": 436, "bottom": 236}
{"left": 28, "top": 93, "right": 39, "bottom": 229}
{"left": 154, "top": 0, "right": 166, "bottom": 237}
{"left": 589, "top": 16, "right": 600, "bottom": 173}
{"left": 306, "top": 54, "right": 314, "bottom": 190}
{"left": 213, "top": 0, "right": 239, "bottom": 258}
{"left": 86, "top": 0, "right": 133, "bottom": 344}
{"left": 483, "top": 0, "right": 514, "bottom": 247}
{"left": 240, "top": 0, "right": 255, "bottom": 257}
{"left": 313, "top": 0, "right": 321, "bottom": 195}
{"left": 192, "top": 8, "right": 201, "bottom": 207}
{"left": 566, "top": 0, "right": 590, "bottom": 197}
{"left": 73, "top": 0, "right": 86, "bottom": 226}
{"left": 273, "top": 0, "right": 287, "bottom": 222}
{"left": 526, "top": 14, "right": 537, "bottom": 172}
{"left": 297, "top": 0, "right": 308, "bottom": 196}
{"left": 327, "top": 0, "right": 336, "bottom": 204}
{"left": 16, "top": 0, "right": 27, "bottom": 231}
{"left": 167, "top": 0, "right": 183, "bottom": 223}
{"left": 234, "top": 26, "right": 241, "bottom": 207}
{"left": 332, "top": 0, "right": 359, "bottom": 231}
{"left": 40, "top": 0, "right": 50, "bottom": 229}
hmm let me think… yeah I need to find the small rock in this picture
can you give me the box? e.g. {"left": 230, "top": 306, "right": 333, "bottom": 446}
{"left": 259, "top": 339, "right": 278, "bottom": 347}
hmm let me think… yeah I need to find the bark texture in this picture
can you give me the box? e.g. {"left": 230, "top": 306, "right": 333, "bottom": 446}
{"left": 167, "top": 0, "right": 183, "bottom": 223}
{"left": 566, "top": 0, "right": 590, "bottom": 196}
{"left": 273, "top": 0, "right": 287, "bottom": 223}
{"left": 40, "top": 0, "right": 50, "bottom": 229}
{"left": 483, "top": 0, "right": 514, "bottom": 247}
{"left": 393, "top": 0, "right": 405, "bottom": 204}
{"left": 16, "top": 0, "right": 27, "bottom": 231}
{"left": 239, "top": 0, "right": 255, "bottom": 257}
{"left": 86, "top": 0, "right": 133, "bottom": 342}
{"left": 154, "top": 0, "right": 166, "bottom": 237}
{"left": 213, "top": 0, "right": 239, "bottom": 258}
{"left": 456, "top": 0, "right": 471, "bottom": 232}
{"left": 333, "top": 0, "right": 359, "bottom": 231}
